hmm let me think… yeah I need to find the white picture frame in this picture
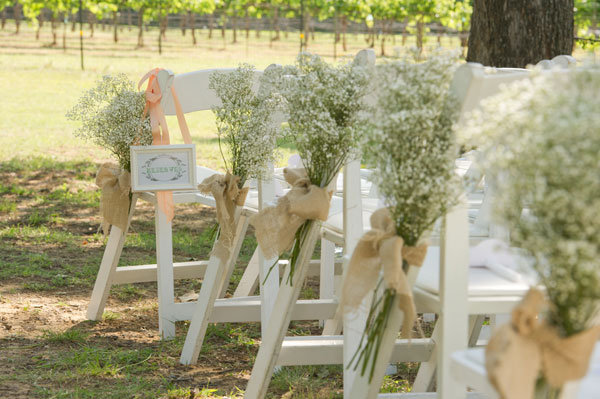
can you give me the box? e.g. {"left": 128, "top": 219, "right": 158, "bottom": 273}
{"left": 130, "top": 144, "right": 197, "bottom": 192}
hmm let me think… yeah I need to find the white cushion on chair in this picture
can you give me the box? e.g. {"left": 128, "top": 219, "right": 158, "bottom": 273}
{"left": 416, "top": 247, "right": 531, "bottom": 297}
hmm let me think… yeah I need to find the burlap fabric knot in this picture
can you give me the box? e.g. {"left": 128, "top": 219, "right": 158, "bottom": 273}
{"left": 96, "top": 163, "right": 131, "bottom": 236}
{"left": 250, "top": 168, "right": 332, "bottom": 259}
{"left": 339, "top": 208, "right": 428, "bottom": 338}
{"left": 486, "top": 288, "right": 600, "bottom": 399}
{"left": 199, "top": 173, "right": 249, "bottom": 260}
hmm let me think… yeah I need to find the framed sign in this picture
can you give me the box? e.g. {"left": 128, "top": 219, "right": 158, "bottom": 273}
{"left": 130, "top": 144, "right": 197, "bottom": 192}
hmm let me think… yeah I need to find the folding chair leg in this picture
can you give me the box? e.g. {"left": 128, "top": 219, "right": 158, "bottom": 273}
{"left": 319, "top": 237, "right": 335, "bottom": 328}
{"left": 233, "top": 248, "right": 260, "bottom": 297}
{"left": 156, "top": 206, "right": 176, "bottom": 340}
{"left": 244, "top": 222, "right": 321, "bottom": 399}
{"left": 347, "top": 267, "right": 420, "bottom": 399}
{"left": 86, "top": 195, "right": 138, "bottom": 321}
{"left": 179, "top": 213, "right": 249, "bottom": 365}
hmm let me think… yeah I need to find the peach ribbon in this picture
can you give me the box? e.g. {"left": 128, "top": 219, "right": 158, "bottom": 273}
{"left": 138, "top": 68, "right": 193, "bottom": 222}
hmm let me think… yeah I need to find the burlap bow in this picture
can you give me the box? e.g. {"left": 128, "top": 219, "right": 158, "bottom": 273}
{"left": 96, "top": 163, "right": 131, "bottom": 235}
{"left": 486, "top": 288, "right": 600, "bottom": 399}
{"left": 340, "top": 208, "right": 428, "bottom": 338}
{"left": 250, "top": 168, "right": 332, "bottom": 259}
{"left": 199, "top": 173, "right": 249, "bottom": 260}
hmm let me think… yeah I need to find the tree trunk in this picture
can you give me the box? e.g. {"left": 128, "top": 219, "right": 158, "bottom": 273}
{"left": 402, "top": 20, "right": 408, "bottom": 45}
{"left": 341, "top": 15, "right": 347, "bottom": 51}
{"left": 62, "top": 18, "right": 67, "bottom": 51}
{"left": 180, "top": 12, "right": 186, "bottom": 36}
{"left": 137, "top": 7, "right": 144, "bottom": 47}
{"left": 416, "top": 18, "right": 424, "bottom": 55}
{"left": 255, "top": 18, "right": 260, "bottom": 38}
{"left": 113, "top": 11, "right": 118, "bottom": 42}
{"left": 88, "top": 13, "right": 95, "bottom": 38}
{"left": 127, "top": 10, "right": 132, "bottom": 31}
{"left": 14, "top": 2, "right": 21, "bottom": 34}
{"left": 380, "top": 20, "right": 387, "bottom": 56}
{"left": 1, "top": 9, "right": 6, "bottom": 30}
{"left": 273, "top": 7, "right": 280, "bottom": 41}
{"left": 160, "top": 14, "right": 168, "bottom": 39}
{"left": 72, "top": 17, "right": 77, "bottom": 32}
{"left": 467, "top": 0, "right": 574, "bottom": 67}
{"left": 208, "top": 13, "right": 213, "bottom": 39}
{"left": 50, "top": 15, "right": 58, "bottom": 45}
{"left": 36, "top": 12, "right": 44, "bottom": 40}
{"left": 232, "top": 15, "right": 237, "bottom": 43}
{"left": 245, "top": 10, "right": 249, "bottom": 38}
{"left": 221, "top": 16, "right": 226, "bottom": 38}
{"left": 189, "top": 12, "right": 196, "bottom": 44}
{"left": 304, "top": 14, "right": 310, "bottom": 45}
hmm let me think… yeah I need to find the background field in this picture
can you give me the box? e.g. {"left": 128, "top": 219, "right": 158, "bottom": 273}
{"left": 0, "top": 22, "right": 438, "bottom": 398}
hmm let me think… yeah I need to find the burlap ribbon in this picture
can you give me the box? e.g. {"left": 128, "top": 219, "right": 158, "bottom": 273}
{"left": 486, "top": 288, "right": 600, "bottom": 399}
{"left": 339, "top": 208, "right": 428, "bottom": 338}
{"left": 250, "top": 168, "right": 332, "bottom": 259}
{"left": 198, "top": 173, "right": 249, "bottom": 260}
{"left": 138, "top": 68, "right": 193, "bottom": 223}
{"left": 96, "top": 163, "right": 131, "bottom": 235}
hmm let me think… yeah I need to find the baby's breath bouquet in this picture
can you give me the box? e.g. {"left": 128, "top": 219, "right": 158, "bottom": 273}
{"left": 350, "top": 52, "right": 461, "bottom": 380}
{"left": 209, "top": 64, "right": 281, "bottom": 187}
{"left": 466, "top": 67, "right": 600, "bottom": 398}
{"left": 254, "top": 53, "right": 369, "bottom": 284}
{"left": 66, "top": 74, "right": 152, "bottom": 171}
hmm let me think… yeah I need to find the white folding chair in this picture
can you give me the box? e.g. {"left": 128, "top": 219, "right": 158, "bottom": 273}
{"left": 86, "top": 67, "right": 285, "bottom": 342}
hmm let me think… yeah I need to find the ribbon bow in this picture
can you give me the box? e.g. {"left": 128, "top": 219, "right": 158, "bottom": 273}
{"left": 138, "top": 69, "right": 193, "bottom": 222}
{"left": 340, "top": 208, "right": 428, "bottom": 338}
{"left": 198, "top": 173, "right": 249, "bottom": 260}
{"left": 250, "top": 168, "right": 332, "bottom": 259}
{"left": 96, "top": 163, "right": 131, "bottom": 236}
{"left": 486, "top": 288, "right": 600, "bottom": 399}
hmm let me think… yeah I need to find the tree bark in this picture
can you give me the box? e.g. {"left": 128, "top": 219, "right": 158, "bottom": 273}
{"left": 62, "top": 18, "right": 67, "bottom": 51}
{"left": 137, "top": 7, "right": 144, "bottom": 47}
{"left": 180, "top": 12, "right": 186, "bottom": 36}
{"left": 341, "top": 15, "right": 347, "bottom": 51}
{"left": 272, "top": 7, "right": 280, "bottom": 41}
{"left": 14, "top": 2, "right": 22, "bottom": 34}
{"left": 232, "top": 15, "right": 237, "bottom": 43}
{"left": 36, "top": 12, "right": 44, "bottom": 40}
{"left": 189, "top": 12, "right": 196, "bottom": 44}
{"left": 1, "top": 9, "right": 6, "bottom": 30}
{"left": 113, "top": 11, "right": 118, "bottom": 42}
{"left": 467, "top": 0, "right": 574, "bottom": 67}
{"left": 127, "top": 10, "right": 132, "bottom": 31}
{"left": 416, "top": 18, "right": 424, "bottom": 55}
{"left": 208, "top": 13, "right": 213, "bottom": 39}
{"left": 51, "top": 14, "right": 57, "bottom": 45}
{"left": 88, "top": 13, "right": 95, "bottom": 38}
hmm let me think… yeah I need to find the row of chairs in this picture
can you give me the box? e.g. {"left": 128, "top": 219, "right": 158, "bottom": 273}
{"left": 86, "top": 52, "right": 575, "bottom": 398}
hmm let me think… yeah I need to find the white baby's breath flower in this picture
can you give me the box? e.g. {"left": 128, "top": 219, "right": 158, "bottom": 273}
{"left": 209, "top": 64, "right": 281, "bottom": 185}
{"left": 363, "top": 52, "right": 461, "bottom": 245}
{"left": 66, "top": 74, "right": 152, "bottom": 171}
{"left": 467, "top": 65, "right": 600, "bottom": 336}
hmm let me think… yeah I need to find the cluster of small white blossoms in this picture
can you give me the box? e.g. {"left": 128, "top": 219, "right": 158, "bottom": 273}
{"left": 209, "top": 64, "right": 281, "bottom": 185}
{"left": 273, "top": 52, "right": 370, "bottom": 187}
{"left": 363, "top": 52, "right": 461, "bottom": 246}
{"left": 465, "top": 66, "right": 600, "bottom": 336}
{"left": 66, "top": 74, "right": 152, "bottom": 171}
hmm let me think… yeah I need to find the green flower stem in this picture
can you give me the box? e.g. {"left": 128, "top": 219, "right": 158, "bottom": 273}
{"left": 534, "top": 376, "right": 561, "bottom": 399}
{"left": 349, "top": 259, "right": 411, "bottom": 382}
